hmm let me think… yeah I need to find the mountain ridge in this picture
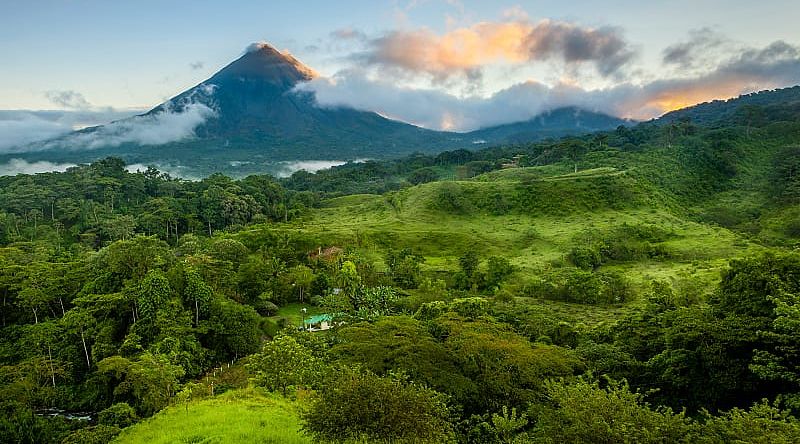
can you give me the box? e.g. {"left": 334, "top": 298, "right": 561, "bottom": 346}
{"left": 0, "top": 42, "right": 699, "bottom": 177}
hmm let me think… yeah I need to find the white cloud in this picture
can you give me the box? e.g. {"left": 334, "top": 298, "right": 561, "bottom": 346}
{"left": 0, "top": 159, "right": 76, "bottom": 176}
{"left": 300, "top": 37, "right": 800, "bottom": 130}
{"left": 273, "top": 160, "right": 349, "bottom": 177}
{"left": 0, "top": 109, "right": 143, "bottom": 153}
{"left": 0, "top": 113, "right": 73, "bottom": 151}
{"left": 45, "top": 90, "right": 93, "bottom": 110}
{"left": 56, "top": 102, "right": 216, "bottom": 149}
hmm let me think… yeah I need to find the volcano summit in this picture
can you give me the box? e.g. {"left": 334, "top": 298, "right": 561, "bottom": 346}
{"left": 7, "top": 42, "right": 627, "bottom": 176}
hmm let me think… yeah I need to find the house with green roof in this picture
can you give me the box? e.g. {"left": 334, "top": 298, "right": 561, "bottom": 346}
{"left": 303, "top": 314, "right": 333, "bottom": 332}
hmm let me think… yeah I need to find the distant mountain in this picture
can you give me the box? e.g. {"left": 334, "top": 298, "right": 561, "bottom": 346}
{"left": 6, "top": 43, "right": 642, "bottom": 177}
{"left": 468, "top": 107, "right": 631, "bottom": 145}
{"left": 658, "top": 85, "right": 800, "bottom": 126}
{"left": 11, "top": 43, "right": 459, "bottom": 175}
{"left": 145, "top": 42, "right": 458, "bottom": 156}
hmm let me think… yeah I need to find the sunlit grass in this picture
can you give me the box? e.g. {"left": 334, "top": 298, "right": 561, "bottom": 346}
{"left": 236, "top": 167, "right": 764, "bottom": 323}
{"left": 113, "top": 388, "right": 310, "bottom": 444}
{"left": 270, "top": 302, "right": 324, "bottom": 328}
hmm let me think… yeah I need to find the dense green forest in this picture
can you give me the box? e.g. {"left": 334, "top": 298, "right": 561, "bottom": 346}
{"left": 3, "top": 89, "right": 800, "bottom": 443}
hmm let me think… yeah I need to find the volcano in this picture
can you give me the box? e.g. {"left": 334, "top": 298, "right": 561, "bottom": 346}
{"left": 9, "top": 42, "right": 630, "bottom": 177}
{"left": 138, "top": 42, "right": 457, "bottom": 161}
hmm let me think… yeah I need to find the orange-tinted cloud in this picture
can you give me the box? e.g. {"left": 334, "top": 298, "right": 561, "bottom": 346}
{"left": 304, "top": 37, "right": 800, "bottom": 130}
{"left": 362, "top": 19, "right": 635, "bottom": 82}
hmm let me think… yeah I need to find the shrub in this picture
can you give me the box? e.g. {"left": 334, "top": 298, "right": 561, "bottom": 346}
{"left": 567, "top": 246, "right": 602, "bottom": 270}
{"left": 451, "top": 297, "right": 491, "bottom": 319}
{"left": 302, "top": 368, "right": 455, "bottom": 443}
{"left": 98, "top": 402, "right": 139, "bottom": 428}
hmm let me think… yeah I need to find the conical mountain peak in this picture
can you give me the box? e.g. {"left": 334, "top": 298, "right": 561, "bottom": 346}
{"left": 209, "top": 41, "right": 317, "bottom": 90}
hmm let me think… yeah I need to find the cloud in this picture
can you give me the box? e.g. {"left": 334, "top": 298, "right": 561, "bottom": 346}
{"left": 357, "top": 19, "right": 635, "bottom": 83}
{"left": 331, "top": 28, "right": 367, "bottom": 42}
{"left": 0, "top": 159, "right": 76, "bottom": 176}
{"left": 0, "top": 113, "right": 75, "bottom": 151}
{"left": 189, "top": 61, "right": 205, "bottom": 70}
{"left": 662, "top": 28, "right": 728, "bottom": 70}
{"left": 0, "top": 109, "right": 142, "bottom": 152}
{"left": 45, "top": 90, "right": 93, "bottom": 110}
{"left": 125, "top": 162, "right": 202, "bottom": 180}
{"left": 301, "top": 38, "right": 800, "bottom": 130}
{"left": 273, "top": 160, "right": 348, "bottom": 177}
{"left": 245, "top": 41, "right": 276, "bottom": 53}
{"left": 48, "top": 102, "right": 216, "bottom": 150}
{"left": 1, "top": 84, "right": 217, "bottom": 153}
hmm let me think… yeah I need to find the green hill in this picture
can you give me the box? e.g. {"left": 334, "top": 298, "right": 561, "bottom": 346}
{"left": 112, "top": 389, "right": 309, "bottom": 444}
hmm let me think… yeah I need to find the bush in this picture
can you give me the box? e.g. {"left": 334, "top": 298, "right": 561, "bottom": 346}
{"left": 409, "top": 167, "right": 439, "bottom": 185}
{"left": 61, "top": 425, "right": 122, "bottom": 444}
{"left": 415, "top": 301, "right": 449, "bottom": 321}
{"left": 522, "top": 269, "right": 632, "bottom": 304}
{"left": 253, "top": 296, "right": 279, "bottom": 316}
{"left": 562, "top": 270, "right": 632, "bottom": 304}
{"left": 98, "top": 402, "right": 138, "bottom": 428}
{"left": 431, "top": 182, "right": 474, "bottom": 215}
{"left": 451, "top": 297, "right": 491, "bottom": 319}
{"left": 532, "top": 378, "right": 695, "bottom": 443}
{"left": 302, "top": 368, "right": 455, "bottom": 443}
{"left": 567, "top": 246, "right": 602, "bottom": 270}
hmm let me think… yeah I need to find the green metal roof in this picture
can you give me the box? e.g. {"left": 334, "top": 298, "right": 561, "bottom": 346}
{"left": 304, "top": 314, "right": 332, "bottom": 325}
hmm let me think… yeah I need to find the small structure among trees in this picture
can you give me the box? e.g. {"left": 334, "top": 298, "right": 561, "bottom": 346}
{"left": 303, "top": 314, "right": 333, "bottom": 332}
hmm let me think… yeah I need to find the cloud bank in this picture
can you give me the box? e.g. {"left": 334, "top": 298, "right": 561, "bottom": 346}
{"left": 350, "top": 19, "right": 635, "bottom": 84}
{"left": 0, "top": 85, "right": 217, "bottom": 153}
{"left": 303, "top": 33, "right": 800, "bottom": 131}
{"left": 34, "top": 102, "right": 216, "bottom": 152}
{"left": 0, "top": 159, "right": 77, "bottom": 176}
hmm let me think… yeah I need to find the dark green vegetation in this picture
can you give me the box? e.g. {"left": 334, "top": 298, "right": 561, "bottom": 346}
{"left": 2, "top": 87, "right": 800, "bottom": 442}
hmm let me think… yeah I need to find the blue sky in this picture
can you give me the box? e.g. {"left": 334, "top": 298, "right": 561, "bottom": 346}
{"left": 1, "top": 1, "right": 800, "bottom": 131}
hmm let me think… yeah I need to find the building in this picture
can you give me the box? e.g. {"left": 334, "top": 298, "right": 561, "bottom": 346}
{"left": 303, "top": 314, "right": 333, "bottom": 332}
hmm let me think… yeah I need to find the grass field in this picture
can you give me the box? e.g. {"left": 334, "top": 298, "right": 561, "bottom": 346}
{"left": 112, "top": 389, "right": 310, "bottom": 444}
{"left": 269, "top": 302, "right": 325, "bottom": 328}
{"left": 239, "top": 166, "right": 762, "bottom": 301}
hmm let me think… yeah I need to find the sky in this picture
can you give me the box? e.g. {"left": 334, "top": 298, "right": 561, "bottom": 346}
{"left": 1, "top": 0, "right": 800, "bottom": 141}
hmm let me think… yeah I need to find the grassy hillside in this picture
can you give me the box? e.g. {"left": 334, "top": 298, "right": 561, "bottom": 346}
{"left": 112, "top": 389, "right": 309, "bottom": 444}
{"left": 235, "top": 164, "right": 762, "bottom": 307}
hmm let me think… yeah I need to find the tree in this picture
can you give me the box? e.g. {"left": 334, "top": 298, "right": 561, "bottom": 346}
{"left": 330, "top": 316, "right": 475, "bottom": 405}
{"left": 246, "top": 335, "right": 321, "bottom": 397}
{"left": 408, "top": 167, "right": 438, "bottom": 185}
{"left": 96, "top": 352, "right": 184, "bottom": 416}
{"left": 459, "top": 251, "right": 479, "bottom": 277}
{"left": 351, "top": 286, "right": 399, "bottom": 320}
{"left": 336, "top": 261, "right": 361, "bottom": 298}
{"left": 207, "top": 297, "right": 261, "bottom": 360}
{"left": 302, "top": 368, "right": 455, "bottom": 443}
{"left": 135, "top": 270, "right": 172, "bottom": 342}
{"left": 698, "top": 401, "right": 800, "bottom": 443}
{"left": 485, "top": 256, "right": 514, "bottom": 289}
{"left": 385, "top": 249, "right": 424, "bottom": 289}
{"left": 62, "top": 308, "right": 94, "bottom": 369}
{"left": 532, "top": 377, "right": 695, "bottom": 444}
{"left": 286, "top": 265, "right": 314, "bottom": 303}
{"left": 182, "top": 268, "right": 212, "bottom": 326}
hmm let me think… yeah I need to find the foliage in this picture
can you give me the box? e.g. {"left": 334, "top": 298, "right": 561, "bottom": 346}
{"left": 531, "top": 377, "right": 694, "bottom": 443}
{"left": 302, "top": 367, "right": 455, "bottom": 443}
{"left": 98, "top": 402, "right": 138, "bottom": 428}
{"left": 247, "top": 335, "right": 323, "bottom": 397}
{"left": 385, "top": 248, "right": 425, "bottom": 289}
